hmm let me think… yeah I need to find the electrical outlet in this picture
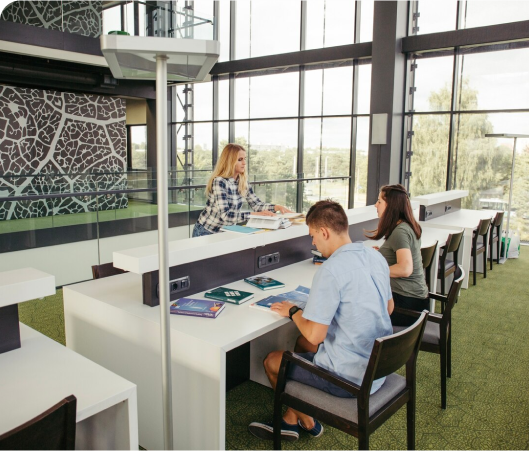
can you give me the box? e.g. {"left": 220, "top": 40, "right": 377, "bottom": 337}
{"left": 156, "top": 276, "right": 191, "bottom": 299}
{"left": 258, "top": 252, "right": 280, "bottom": 268}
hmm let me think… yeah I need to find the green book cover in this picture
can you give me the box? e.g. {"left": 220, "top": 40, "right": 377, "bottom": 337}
{"left": 204, "top": 287, "right": 254, "bottom": 305}
{"left": 244, "top": 275, "right": 285, "bottom": 291}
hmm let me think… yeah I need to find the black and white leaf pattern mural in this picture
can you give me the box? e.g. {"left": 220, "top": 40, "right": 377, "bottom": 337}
{"left": 1, "top": 1, "right": 102, "bottom": 38}
{"left": 0, "top": 86, "right": 127, "bottom": 221}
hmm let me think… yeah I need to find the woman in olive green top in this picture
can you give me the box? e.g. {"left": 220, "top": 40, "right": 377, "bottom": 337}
{"left": 366, "top": 184, "right": 429, "bottom": 326}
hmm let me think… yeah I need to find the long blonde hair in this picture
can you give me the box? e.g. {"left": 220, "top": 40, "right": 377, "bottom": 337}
{"left": 206, "top": 144, "right": 249, "bottom": 196}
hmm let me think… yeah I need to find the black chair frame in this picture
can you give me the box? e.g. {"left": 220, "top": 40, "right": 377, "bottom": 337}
{"left": 488, "top": 212, "right": 504, "bottom": 270}
{"left": 437, "top": 230, "right": 464, "bottom": 296}
{"left": 471, "top": 218, "right": 491, "bottom": 285}
{"left": 421, "top": 241, "right": 438, "bottom": 292}
{"left": 273, "top": 312, "right": 429, "bottom": 450}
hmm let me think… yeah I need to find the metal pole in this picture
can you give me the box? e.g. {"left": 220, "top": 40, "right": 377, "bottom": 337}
{"left": 156, "top": 54, "right": 174, "bottom": 450}
{"left": 503, "top": 137, "right": 517, "bottom": 260}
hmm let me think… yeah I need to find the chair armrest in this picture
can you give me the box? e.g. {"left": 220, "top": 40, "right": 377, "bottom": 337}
{"left": 428, "top": 292, "right": 448, "bottom": 304}
{"left": 427, "top": 313, "right": 443, "bottom": 324}
{"left": 279, "top": 351, "right": 361, "bottom": 397}
{"left": 393, "top": 306, "right": 421, "bottom": 318}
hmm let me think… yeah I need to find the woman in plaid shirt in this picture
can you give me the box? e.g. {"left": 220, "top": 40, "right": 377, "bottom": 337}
{"left": 192, "top": 144, "right": 291, "bottom": 237}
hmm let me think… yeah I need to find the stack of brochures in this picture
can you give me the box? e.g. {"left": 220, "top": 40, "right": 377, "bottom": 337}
{"left": 246, "top": 212, "right": 304, "bottom": 230}
{"left": 250, "top": 285, "right": 310, "bottom": 313}
{"left": 244, "top": 275, "right": 285, "bottom": 290}
{"left": 221, "top": 224, "right": 262, "bottom": 234}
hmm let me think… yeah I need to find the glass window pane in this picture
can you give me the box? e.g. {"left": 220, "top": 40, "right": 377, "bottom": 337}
{"left": 234, "top": 76, "right": 249, "bottom": 119}
{"left": 324, "top": 0, "right": 355, "bottom": 47}
{"left": 193, "top": 81, "right": 212, "bottom": 121}
{"left": 252, "top": 181, "right": 298, "bottom": 212}
{"left": 413, "top": 55, "right": 454, "bottom": 112}
{"left": 451, "top": 113, "right": 529, "bottom": 227}
{"left": 304, "top": 69, "right": 323, "bottom": 116}
{"left": 218, "top": 122, "right": 229, "bottom": 156}
{"left": 305, "top": 0, "right": 325, "bottom": 50}
{"left": 463, "top": 1, "right": 529, "bottom": 29}
{"left": 130, "top": 126, "right": 147, "bottom": 170}
{"left": 359, "top": 0, "right": 374, "bottom": 43}
{"left": 191, "top": 1, "right": 214, "bottom": 40}
{"left": 249, "top": 72, "right": 299, "bottom": 119}
{"left": 191, "top": 122, "right": 213, "bottom": 172}
{"left": 323, "top": 66, "right": 353, "bottom": 116}
{"left": 174, "top": 85, "right": 186, "bottom": 122}
{"left": 103, "top": 5, "right": 121, "bottom": 35}
{"left": 458, "top": 48, "right": 529, "bottom": 111}
{"left": 235, "top": 1, "right": 300, "bottom": 59}
{"left": 303, "top": 117, "right": 351, "bottom": 179}
{"left": 356, "top": 63, "right": 371, "bottom": 114}
{"left": 218, "top": 78, "right": 230, "bottom": 121}
{"left": 233, "top": 121, "right": 250, "bottom": 151}
{"left": 354, "top": 116, "right": 370, "bottom": 207}
{"left": 218, "top": 1, "right": 230, "bottom": 62}
{"left": 248, "top": 120, "right": 298, "bottom": 181}
{"left": 408, "top": 114, "right": 450, "bottom": 197}
{"left": 416, "top": 0, "right": 457, "bottom": 35}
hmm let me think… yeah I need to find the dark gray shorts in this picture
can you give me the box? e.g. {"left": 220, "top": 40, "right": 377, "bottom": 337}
{"left": 286, "top": 352, "right": 355, "bottom": 398}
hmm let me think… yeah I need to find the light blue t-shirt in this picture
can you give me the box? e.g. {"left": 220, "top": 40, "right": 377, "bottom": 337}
{"left": 302, "top": 242, "right": 393, "bottom": 394}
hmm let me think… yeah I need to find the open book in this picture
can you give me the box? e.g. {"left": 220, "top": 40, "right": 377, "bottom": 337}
{"left": 249, "top": 285, "right": 310, "bottom": 313}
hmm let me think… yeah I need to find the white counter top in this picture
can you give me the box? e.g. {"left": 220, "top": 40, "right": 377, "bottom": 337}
{"left": 113, "top": 205, "right": 382, "bottom": 275}
{"left": 0, "top": 268, "right": 55, "bottom": 308}
{"left": 411, "top": 190, "right": 468, "bottom": 206}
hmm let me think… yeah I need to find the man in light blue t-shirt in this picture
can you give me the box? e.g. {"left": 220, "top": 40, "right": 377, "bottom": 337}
{"left": 249, "top": 200, "right": 394, "bottom": 442}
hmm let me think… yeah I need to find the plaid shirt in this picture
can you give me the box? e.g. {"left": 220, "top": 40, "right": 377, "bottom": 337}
{"left": 197, "top": 177, "right": 275, "bottom": 233}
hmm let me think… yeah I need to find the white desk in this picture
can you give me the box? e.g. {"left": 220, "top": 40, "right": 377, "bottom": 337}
{"left": 0, "top": 324, "right": 139, "bottom": 450}
{"left": 363, "top": 226, "right": 455, "bottom": 311}
{"left": 64, "top": 260, "right": 320, "bottom": 450}
{"left": 421, "top": 209, "right": 500, "bottom": 289}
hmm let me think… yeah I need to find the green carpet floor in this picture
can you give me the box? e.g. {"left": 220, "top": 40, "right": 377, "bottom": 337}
{"left": 18, "top": 250, "right": 529, "bottom": 450}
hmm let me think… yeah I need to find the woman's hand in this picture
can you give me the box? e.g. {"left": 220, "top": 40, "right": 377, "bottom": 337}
{"left": 274, "top": 204, "right": 292, "bottom": 214}
{"left": 252, "top": 211, "right": 276, "bottom": 217}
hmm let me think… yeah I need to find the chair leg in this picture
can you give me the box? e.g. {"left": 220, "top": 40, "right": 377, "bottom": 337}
{"left": 483, "top": 247, "right": 487, "bottom": 279}
{"left": 489, "top": 241, "right": 493, "bottom": 271}
{"left": 497, "top": 237, "right": 501, "bottom": 264}
{"left": 440, "top": 344, "right": 447, "bottom": 409}
{"left": 447, "top": 334, "right": 452, "bottom": 378}
{"left": 441, "top": 273, "right": 445, "bottom": 296}
{"left": 358, "top": 431, "right": 369, "bottom": 450}
{"left": 473, "top": 252, "right": 477, "bottom": 285}
{"left": 273, "top": 399, "right": 283, "bottom": 450}
{"left": 407, "top": 398, "right": 416, "bottom": 450}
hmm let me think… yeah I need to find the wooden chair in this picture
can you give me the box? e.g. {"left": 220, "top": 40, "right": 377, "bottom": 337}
{"left": 437, "top": 230, "right": 464, "bottom": 296}
{"left": 91, "top": 262, "right": 127, "bottom": 280}
{"left": 471, "top": 218, "right": 492, "bottom": 285}
{"left": 0, "top": 395, "right": 76, "bottom": 450}
{"left": 420, "top": 241, "right": 438, "bottom": 292}
{"left": 393, "top": 266, "right": 464, "bottom": 409}
{"left": 488, "top": 211, "right": 504, "bottom": 269}
{"left": 273, "top": 311, "right": 429, "bottom": 450}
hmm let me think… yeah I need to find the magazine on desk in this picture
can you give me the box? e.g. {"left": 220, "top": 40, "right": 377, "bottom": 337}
{"left": 170, "top": 298, "right": 225, "bottom": 318}
{"left": 246, "top": 215, "right": 291, "bottom": 230}
{"left": 204, "top": 287, "right": 254, "bottom": 305}
{"left": 221, "top": 224, "right": 263, "bottom": 234}
{"left": 249, "top": 285, "right": 310, "bottom": 313}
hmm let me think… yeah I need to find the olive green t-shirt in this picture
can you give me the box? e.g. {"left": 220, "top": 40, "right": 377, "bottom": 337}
{"left": 379, "top": 222, "right": 428, "bottom": 299}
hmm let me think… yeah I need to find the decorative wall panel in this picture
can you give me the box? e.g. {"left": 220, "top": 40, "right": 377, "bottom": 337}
{"left": 1, "top": 1, "right": 102, "bottom": 38}
{"left": 0, "top": 86, "right": 127, "bottom": 221}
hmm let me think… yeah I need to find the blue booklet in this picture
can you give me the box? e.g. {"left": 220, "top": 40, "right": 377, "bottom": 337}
{"left": 221, "top": 225, "right": 262, "bottom": 234}
{"left": 170, "top": 298, "right": 225, "bottom": 319}
{"left": 249, "top": 286, "right": 310, "bottom": 313}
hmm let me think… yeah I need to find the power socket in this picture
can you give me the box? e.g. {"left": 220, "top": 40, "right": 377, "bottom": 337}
{"left": 157, "top": 276, "right": 190, "bottom": 299}
{"left": 258, "top": 252, "right": 280, "bottom": 268}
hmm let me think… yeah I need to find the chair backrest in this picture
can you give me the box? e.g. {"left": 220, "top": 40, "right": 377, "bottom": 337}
{"left": 492, "top": 211, "right": 504, "bottom": 228}
{"left": 91, "top": 263, "right": 127, "bottom": 280}
{"left": 362, "top": 311, "right": 428, "bottom": 393}
{"left": 440, "top": 265, "right": 465, "bottom": 325}
{"left": 0, "top": 395, "right": 76, "bottom": 450}
{"left": 475, "top": 218, "right": 492, "bottom": 237}
{"left": 421, "top": 241, "right": 437, "bottom": 271}
{"left": 445, "top": 230, "right": 464, "bottom": 254}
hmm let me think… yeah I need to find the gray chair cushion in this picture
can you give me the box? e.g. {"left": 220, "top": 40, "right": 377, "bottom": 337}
{"left": 284, "top": 373, "right": 406, "bottom": 424}
{"left": 394, "top": 322, "right": 440, "bottom": 346}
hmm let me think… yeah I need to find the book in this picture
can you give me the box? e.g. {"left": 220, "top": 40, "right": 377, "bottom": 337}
{"left": 313, "top": 255, "right": 327, "bottom": 265}
{"left": 244, "top": 275, "right": 285, "bottom": 290}
{"left": 204, "top": 287, "right": 254, "bottom": 305}
{"left": 247, "top": 215, "right": 282, "bottom": 230}
{"left": 249, "top": 285, "right": 310, "bottom": 313}
{"left": 277, "top": 213, "right": 305, "bottom": 219}
{"left": 221, "top": 224, "right": 262, "bottom": 234}
{"left": 170, "top": 298, "right": 225, "bottom": 318}
{"left": 311, "top": 249, "right": 323, "bottom": 257}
